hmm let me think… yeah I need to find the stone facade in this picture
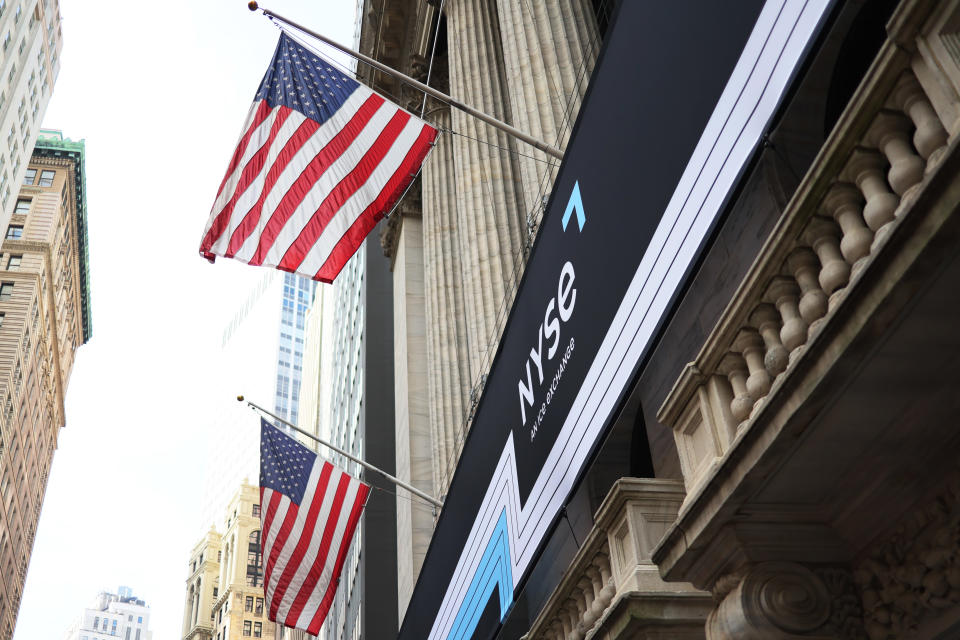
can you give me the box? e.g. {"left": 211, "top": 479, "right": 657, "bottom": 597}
{"left": 356, "top": 0, "right": 604, "bottom": 621}
{"left": 0, "top": 131, "right": 90, "bottom": 640}
{"left": 182, "top": 482, "right": 275, "bottom": 640}
{"left": 519, "top": 0, "right": 960, "bottom": 639}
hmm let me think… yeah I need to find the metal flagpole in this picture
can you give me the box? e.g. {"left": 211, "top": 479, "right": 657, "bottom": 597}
{"left": 247, "top": 1, "right": 565, "bottom": 161}
{"left": 239, "top": 395, "right": 444, "bottom": 508}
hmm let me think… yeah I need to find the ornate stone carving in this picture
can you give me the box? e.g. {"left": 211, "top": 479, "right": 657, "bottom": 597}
{"left": 707, "top": 562, "right": 835, "bottom": 639}
{"left": 854, "top": 474, "right": 960, "bottom": 639}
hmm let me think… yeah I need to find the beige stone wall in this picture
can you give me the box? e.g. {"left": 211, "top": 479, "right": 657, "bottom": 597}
{"left": 0, "top": 152, "right": 86, "bottom": 640}
{"left": 183, "top": 482, "right": 275, "bottom": 640}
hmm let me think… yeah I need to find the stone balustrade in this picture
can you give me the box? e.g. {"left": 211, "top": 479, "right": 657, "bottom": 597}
{"left": 657, "top": 28, "right": 954, "bottom": 500}
{"left": 523, "top": 479, "right": 711, "bottom": 640}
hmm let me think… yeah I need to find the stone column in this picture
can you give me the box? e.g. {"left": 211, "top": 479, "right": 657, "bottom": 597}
{"left": 392, "top": 213, "right": 437, "bottom": 622}
{"left": 495, "top": 0, "right": 600, "bottom": 221}
{"left": 422, "top": 108, "right": 471, "bottom": 492}
{"left": 446, "top": 0, "right": 528, "bottom": 379}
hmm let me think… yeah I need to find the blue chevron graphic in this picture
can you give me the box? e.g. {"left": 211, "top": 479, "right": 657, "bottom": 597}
{"left": 561, "top": 181, "right": 586, "bottom": 232}
{"left": 445, "top": 509, "right": 513, "bottom": 640}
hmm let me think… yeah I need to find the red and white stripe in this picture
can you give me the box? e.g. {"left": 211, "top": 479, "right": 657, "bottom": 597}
{"left": 199, "top": 85, "right": 438, "bottom": 282}
{"left": 259, "top": 459, "right": 370, "bottom": 634}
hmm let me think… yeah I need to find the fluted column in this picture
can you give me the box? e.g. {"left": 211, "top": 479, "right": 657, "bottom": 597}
{"left": 422, "top": 108, "right": 470, "bottom": 492}
{"left": 495, "top": 0, "right": 600, "bottom": 220}
{"left": 447, "top": 0, "right": 528, "bottom": 379}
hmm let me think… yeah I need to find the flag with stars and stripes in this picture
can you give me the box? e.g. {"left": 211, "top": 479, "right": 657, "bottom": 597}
{"left": 199, "top": 32, "right": 438, "bottom": 282}
{"left": 259, "top": 418, "right": 370, "bottom": 633}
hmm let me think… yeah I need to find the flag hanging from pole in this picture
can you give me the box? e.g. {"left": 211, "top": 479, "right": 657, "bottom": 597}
{"left": 259, "top": 418, "right": 370, "bottom": 633}
{"left": 199, "top": 32, "right": 438, "bottom": 282}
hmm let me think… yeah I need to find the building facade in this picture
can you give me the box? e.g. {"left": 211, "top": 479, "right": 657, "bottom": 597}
{"left": 0, "top": 130, "right": 90, "bottom": 640}
{"left": 353, "top": 0, "right": 613, "bottom": 624}
{"left": 0, "top": 0, "right": 62, "bottom": 231}
{"left": 394, "top": 0, "right": 960, "bottom": 639}
{"left": 182, "top": 482, "right": 274, "bottom": 640}
{"left": 272, "top": 273, "right": 314, "bottom": 427}
{"left": 315, "top": 240, "right": 398, "bottom": 640}
{"left": 63, "top": 587, "right": 152, "bottom": 640}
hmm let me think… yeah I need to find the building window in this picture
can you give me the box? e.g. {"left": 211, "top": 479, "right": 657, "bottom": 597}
{"left": 135, "top": 630, "right": 140, "bottom": 640}
{"left": 252, "top": 503, "right": 260, "bottom": 517}
{"left": 137, "top": 617, "right": 142, "bottom": 624}
{"left": 246, "top": 530, "right": 262, "bottom": 587}
{"left": 254, "top": 597, "right": 263, "bottom": 616}
{"left": 213, "top": 587, "right": 218, "bottom": 598}
{"left": 243, "top": 621, "right": 251, "bottom": 637}
{"left": 125, "top": 629, "right": 131, "bottom": 640}
{"left": 6, "top": 255, "right": 19, "bottom": 270}
{"left": 245, "top": 595, "right": 253, "bottom": 612}
{"left": 14, "top": 198, "right": 29, "bottom": 214}
{"left": 253, "top": 622, "right": 262, "bottom": 638}
{"left": 0, "top": 313, "right": 4, "bottom": 327}
{"left": 94, "top": 617, "right": 99, "bottom": 629}
{"left": 0, "top": 283, "right": 12, "bottom": 301}
{"left": 5, "top": 225, "right": 22, "bottom": 239}
{"left": 22, "top": 168, "right": 34, "bottom": 185}
{"left": 38, "top": 170, "right": 53, "bottom": 186}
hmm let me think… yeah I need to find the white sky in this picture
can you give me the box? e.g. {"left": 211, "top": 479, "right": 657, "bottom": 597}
{"left": 12, "top": 1, "right": 356, "bottom": 638}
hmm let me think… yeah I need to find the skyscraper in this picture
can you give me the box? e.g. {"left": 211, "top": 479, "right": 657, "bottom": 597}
{"left": 0, "top": 130, "right": 91, "bottom": 639}
{"left": 0, "top": 0, "right": 62, "bottom": 231}
{"left": 63, "top": 587, "right": 152, "bottom": 640}
{"left": 272, "top": 274, "right": 314, "bottom": 426}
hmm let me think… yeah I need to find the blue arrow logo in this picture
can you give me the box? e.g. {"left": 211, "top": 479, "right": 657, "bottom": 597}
{"left": 561, "top": 181, "right": 586, "bottom": 232}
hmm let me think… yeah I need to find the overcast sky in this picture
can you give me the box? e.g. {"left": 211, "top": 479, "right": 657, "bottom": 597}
{"left": 12, "top": 1, "right": 355, "bottom": 638}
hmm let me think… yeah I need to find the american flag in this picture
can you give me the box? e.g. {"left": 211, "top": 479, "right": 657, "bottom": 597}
{"left": 259, "top": 419, "right": 370, "bottom": 633}
{"left": 199, "top": 32, "right": 438, "bottom": 282}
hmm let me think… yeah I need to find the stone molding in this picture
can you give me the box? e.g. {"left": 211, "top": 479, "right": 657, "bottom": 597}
{"left": 523, "top": 479, "right": 711, "bottom": 640}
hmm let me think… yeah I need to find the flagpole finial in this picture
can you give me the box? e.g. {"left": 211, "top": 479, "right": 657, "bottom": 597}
{"left": 237, "top": 394, "right": 245, "bottom": 401}
{"left": 247, "top": 1, "right": 259, "bottom": 11}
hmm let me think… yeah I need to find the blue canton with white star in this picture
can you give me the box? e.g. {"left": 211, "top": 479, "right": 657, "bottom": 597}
{"left": 255, "top": 32, "right": 361, "bottom": 125}
{"left": 260, "top": 418, "right": 316, "bottom": 506}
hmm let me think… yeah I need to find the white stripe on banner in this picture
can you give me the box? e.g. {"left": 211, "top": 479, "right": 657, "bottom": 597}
{"left": 427, "top": 1, "right": 832, "bottom": 638}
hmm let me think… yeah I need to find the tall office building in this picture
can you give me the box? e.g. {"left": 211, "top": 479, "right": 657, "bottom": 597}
{"left": 0, "top": 0, "right": 62, "bottom": 232}
{"left": 0, "top": 130, "right": 90, "bottom": 640}
{"left": 272, "top": 274, "right": 314, "bottom": 426}
{"left": 63, "top": 587, "right": 152, "bottom": 640}
{"left": 317, "top": 239, "right": 397, "bottom": 640}
{"left": 182, "top": 482, "right": 274, "bottom": 640}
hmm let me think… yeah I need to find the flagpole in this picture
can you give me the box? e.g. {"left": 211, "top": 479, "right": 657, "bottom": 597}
{"left": 247, "top": 1, "right": 565, "bottom": 161}
{"left": 239, "top": 395, "right": 444, "bottom": 509}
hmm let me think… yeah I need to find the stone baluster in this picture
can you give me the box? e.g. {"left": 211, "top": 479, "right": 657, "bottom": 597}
{"left": 802, "top": 217, "right": 849, "bottom": 297}
{"left": 595, "top": 551, "right": 616, "bottom": 608}
{"left": 559, "top": 606, "right": 573, "bottom": 638}
{"left": 843, "top": 149, "right": 899, "bottom": 233}
{"left": 718, "top": 353, "right": 752, "bottom": 424}
{"left": 784, "top": 248, "right": 828, "bottom": 326}
{"left": 732, "top": 329, "right": 771, "bottom": 402}
{"left": 576, "top": 575, "right": 597, "bottom": 630}
{"left": 750, "top": 303, "right": 788, "bottom": 377}
{"left": 584, "top": 565, "right": 606, "bottom": 626}
{"left": 866, "top": 110, "right": 924, "bottom": 197}
{"left": 820, "top": 183, "right": 873, "bottom": 267}
{"left": 548, "top": 620, "right": 565, "bottom": 640}
{"left": 765, "top": 277, "right": 808, "bottom": 352}
{"left": 891, "top": 72, "right": 948, "bottom": 166}
{"left": 569, "top": 595, "right": 587, "bottom": 640}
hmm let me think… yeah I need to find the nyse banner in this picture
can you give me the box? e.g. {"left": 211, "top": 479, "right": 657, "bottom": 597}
{"left": 398, "top": 1, "right": 836, "bottom": 639}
